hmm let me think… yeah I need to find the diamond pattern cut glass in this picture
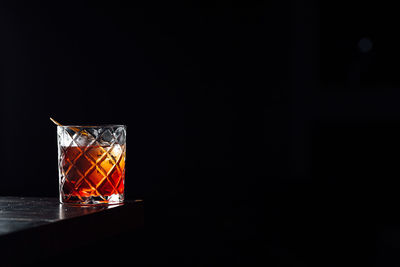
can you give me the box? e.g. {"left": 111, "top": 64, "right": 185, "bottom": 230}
{"left": 57, "top": 125, "right": 126, "bottom": 205}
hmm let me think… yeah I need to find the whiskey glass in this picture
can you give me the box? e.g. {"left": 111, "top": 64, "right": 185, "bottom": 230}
{"left": 57, "top": 125, "right": 126, "bottom": 205}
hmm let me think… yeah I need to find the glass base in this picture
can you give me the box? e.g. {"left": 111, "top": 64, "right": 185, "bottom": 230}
{"left": 60, "top": 193, "right": 124, "bottom": 205}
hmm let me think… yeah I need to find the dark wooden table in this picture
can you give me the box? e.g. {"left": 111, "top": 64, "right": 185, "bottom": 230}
{"left": 0, "top": 196, "right": 144, "bottom": 266}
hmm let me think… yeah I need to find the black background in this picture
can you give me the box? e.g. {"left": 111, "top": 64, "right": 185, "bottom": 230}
{"left": 2, "top": 2, "right": 400, "bottom": 266}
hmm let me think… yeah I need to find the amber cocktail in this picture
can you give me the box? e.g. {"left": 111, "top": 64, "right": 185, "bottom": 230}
{"left": 57, "top": 125, "right": 126, "bottom": 205}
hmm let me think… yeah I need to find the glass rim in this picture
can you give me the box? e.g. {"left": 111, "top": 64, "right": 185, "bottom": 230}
{"left": 57, "top": 124, "right": 126, "bottom": 128}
